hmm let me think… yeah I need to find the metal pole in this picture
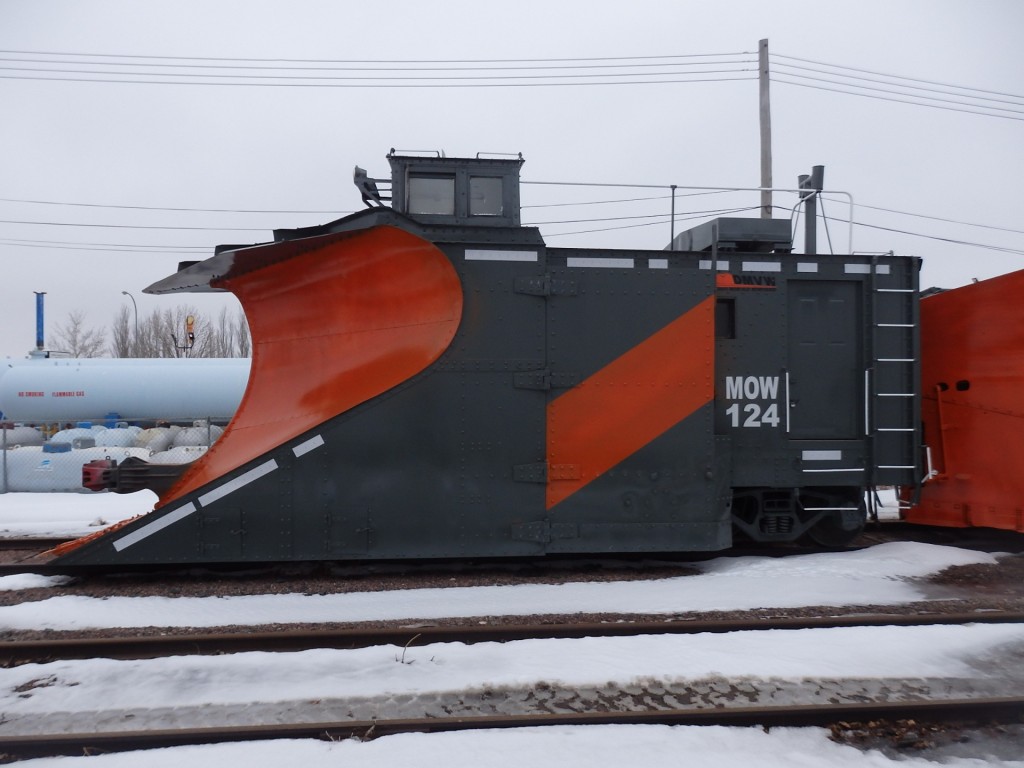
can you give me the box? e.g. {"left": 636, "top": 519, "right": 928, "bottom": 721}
{"left": 122, "top": 291, "right": 138, "bottom": 356}
{"left": 670, "top": 185, "right": 677, "bottom": 248}
{"left": 758, "top": 38, "right": 773, "bottom": 219}
{"left": 802, "top": 166, "right": 824, "bottom": 255}
{"left": 33, "top": 291, "right": 46, "bottom": 352}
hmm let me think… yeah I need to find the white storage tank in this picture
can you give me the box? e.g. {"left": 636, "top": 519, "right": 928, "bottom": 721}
{"left": 3, "top": 445, "right": 152, "bottom": 492}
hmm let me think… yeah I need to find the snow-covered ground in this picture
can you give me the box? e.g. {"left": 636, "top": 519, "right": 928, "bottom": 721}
{"left": 2, "top": 492, "right": 1021, "bottom": 767}
{"left": 0, "top": 489, "right": 156, "bottom": 538}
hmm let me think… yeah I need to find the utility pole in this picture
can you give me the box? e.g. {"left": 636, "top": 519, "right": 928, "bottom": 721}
{"left": 798, "top": 165, "right": 825, "bottom": 255}
{"left": 758, "top": 38, "right": 772, "bottom": 219}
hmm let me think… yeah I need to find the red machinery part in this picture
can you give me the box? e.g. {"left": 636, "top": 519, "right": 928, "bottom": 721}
{"left": 158, "top": 225, "right": 464, "bottom": 506}
{"left": 903, "top": 269, "right": 1024, "bottom": 531}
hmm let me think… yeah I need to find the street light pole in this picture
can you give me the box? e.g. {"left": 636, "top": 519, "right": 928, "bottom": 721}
{"left": 121, "top": 290, "right": 138, "bottom": 356}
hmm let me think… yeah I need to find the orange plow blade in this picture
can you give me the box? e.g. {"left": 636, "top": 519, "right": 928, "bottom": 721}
{"left": 161, "top": 224, "right": 463, "bottom": 505}
{"left": 904, "top": 270, "right": 1024, "bottom": 531}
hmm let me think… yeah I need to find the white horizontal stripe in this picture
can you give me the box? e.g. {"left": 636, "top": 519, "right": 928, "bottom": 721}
{"left": 698, "top": 260, "right": 731, "bottom": 271}
{"left": 199, "top": 459, "right": 279, "bottom": 507}
{"left": 465, "top": 249, "right": 538, "bottom": 262}
{"left": 797, "top": 262, "right": 818, "bottom": 273}
{"left": 648, "top": 258, "right": 668, "bottom": 269}
{"left": 567, "top": 257, "right": 634, "bottom": 269}
{"left": 293, "top": 434, "right": 325, "bottom": 457}
{"left": 801, "top": 467, "right": 865, "bottom": 473}
{"left": 114, "top": 503, "right": 196, "bottom": 551}
{"left": 741, "top": 261, "right": 781, "bottom": 272}
{"left": 802, "top": 450, "right": 842, "bottom": 461}
{"left": 847, "top": 263, "right": 891, "bottom": 275}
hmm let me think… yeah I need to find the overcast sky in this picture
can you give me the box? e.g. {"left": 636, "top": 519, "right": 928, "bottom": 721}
{"left": 2, "top": 0, "right": 1022, "bottom": 359}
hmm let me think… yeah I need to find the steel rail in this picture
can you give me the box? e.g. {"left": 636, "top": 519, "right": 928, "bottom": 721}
{"left": 1, "top": 697, "right": 1021, "bottom": 760}
{"left": 4, "top": 611, "right": 1023, "bottom": 665}
{"left": 0, "top": 537, "right": 72, "bottom": 552}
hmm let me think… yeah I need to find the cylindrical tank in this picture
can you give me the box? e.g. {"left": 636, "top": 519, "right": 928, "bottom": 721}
{"left": 0, "top": 426, "right": 44, "bottom": 447}
{"left": 3, "top": 445, "right": 153, "bottom": 492}
{"left": 0, "top": 358, "right": 249, "bottom": 422}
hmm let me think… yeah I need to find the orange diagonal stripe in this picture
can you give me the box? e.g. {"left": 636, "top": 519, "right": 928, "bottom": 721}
{"left": 546, "top": 295, "right": 714, "bottom": 509}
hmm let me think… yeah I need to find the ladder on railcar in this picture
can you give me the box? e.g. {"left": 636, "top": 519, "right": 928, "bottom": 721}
{"left": 866, "top": 254, "right": 921, "bottom": 497}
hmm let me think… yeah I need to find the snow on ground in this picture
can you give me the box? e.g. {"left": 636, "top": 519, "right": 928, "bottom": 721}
{"left": 15, "top": 725, "right": 1024, "bottom": 768}
{"left": 4, "top": 623, "right": 1023, "bottom": 715}
{"left": 0, "top": 490, "right": 155, "bottom": 537}
{"left": 10, "top": 728, "right": 1024, "bottom": 768}
{"left": 3, "top": 491, "right": 1021, "bottom": 767}
{"left": 0, "top": 540, "right": 998, "bottom": 630}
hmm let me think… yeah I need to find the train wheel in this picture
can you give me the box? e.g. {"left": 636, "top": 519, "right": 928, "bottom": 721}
{"left": 803, "top": 489, "right": 866, "bottom": 548}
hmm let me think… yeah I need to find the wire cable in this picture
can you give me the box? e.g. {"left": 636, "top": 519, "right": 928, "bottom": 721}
{"left": 0, "top": 196, "right": 342, "bottom": 215}
{"left": 0, "top": 71, "right": 757, "bottom": 88}
{"left": 822, "top": 215, "right": 1024, "bottom": 256}
{"left": 0, "top": 49, "right": 756, "bottom": 87}
{"left": 772, "top": 52, "right": 1024, "bottom": 102}
{"left": 772, "top": 76, "right": 1024, "bottom": 121}
{"left": 0, "top": 219, "right": 268, "bottom": 232}
{"left": 772, "top": 60, "right": 1024, "bottom": 110}
{"left": 0, "top": 49, "right": 754, "bottom": 64}
{"left": 821, "top": 197, "right": 1024, "bottom": 236}
{"left": 772, "top": 70, "right": 1024, "bottom": 118}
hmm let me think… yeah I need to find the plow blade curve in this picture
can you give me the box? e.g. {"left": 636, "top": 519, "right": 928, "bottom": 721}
{"left": 51, "top": 224, "right": 462, "bottom": 561}
{"left": 164, "top": 225, "right": 464, "bottom": 505}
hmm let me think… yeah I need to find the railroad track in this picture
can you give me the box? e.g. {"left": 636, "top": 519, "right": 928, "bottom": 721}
{"left": 1, "top": 696, "right": 1021, "bottom": 760}
{"left": 5, "top": 610, "right": 1024, "bottom": 665}
{"left": 2, "top": 607, "right": 1021, "bottom": 759}
{"left": 0, "top": 538, "right": 70, "bottom": 551}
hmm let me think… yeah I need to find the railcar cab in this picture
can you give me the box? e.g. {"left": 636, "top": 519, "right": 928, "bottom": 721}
{"left": 359, "top": 150, "right": 525, "bottom": 228}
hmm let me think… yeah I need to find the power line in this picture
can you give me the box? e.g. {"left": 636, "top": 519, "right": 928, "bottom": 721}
{"left": 821, "top": 197, "right": 1024, "bottom": 236}
{"left": 0, "top": 240, "right": 209, "bottom": 255}
{"left": 541, "top": 206, "right": 763, "bottom": 238}
{"left": 0, "top": 49, "right": 753, "bottom": 65}
{"left": 522, "top": 190, "right": 735, "bottom": 209}
{"left": 772, "top": 52, "right": 1024, "bottom": 102}
{"left": 0, "top": 197, "right": 342, "bottom": 215}
{"left": 772, "top": 60, "right": 1024, "bottom": 110}
{"left": 0, "top": 64, "right": 755, "bottom": 83}
{"left": 0, "top": 49, "right": 756, "bottom": 87}
{"left": 0, "top": 56, "right": 756, "bottom": 74}
{"left": 823, "top": 215, "right": 1024, "bottom": 256}
{"left": 527, "top": 205, "right": 761, "bottom": 227}
{"left": 772, "top": 70, "right": 1024, "bottom": 118}
{"left": 0, "top": 219, "right": 267, "bottom": 232}
{"left": 0, "top": 72, "right": 757, "bottom": 88}
{"left": 0, "top": 236, "right": 209, "bottom": 250}
{"left": 772, "top": 76, "right": 1024, "bottom": 121}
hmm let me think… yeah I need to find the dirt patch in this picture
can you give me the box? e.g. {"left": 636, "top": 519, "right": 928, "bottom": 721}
{"left": 927, "top": 553, "right": 1024, "bottom": 598}
{"left": 830, "top": 719, "right": 1024, "bottom": 761}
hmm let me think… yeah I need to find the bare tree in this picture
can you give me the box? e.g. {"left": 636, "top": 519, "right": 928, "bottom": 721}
{"left": 49, "top": 310, "right": 107, "bottom": 357}
{"left": 232, "top": 309, "right": 252, "bottom": 358}
{"left": 112, "top": 305, "right": 251, "bottom": 358}
{"left": 207, "top": 306, "right": 252, "bottom": 358}
{"left": 110, "top": 305, "right": 132, "bottom": 357}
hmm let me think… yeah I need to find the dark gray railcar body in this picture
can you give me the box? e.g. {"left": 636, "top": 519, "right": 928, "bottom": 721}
{"left": 55, "top": 153, "right": 920, "bottom": 566}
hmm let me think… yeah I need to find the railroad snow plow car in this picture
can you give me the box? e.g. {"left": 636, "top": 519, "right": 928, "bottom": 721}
{"left": 902, "top": 270, "right": 1024, "bottom": 532}
{"left": 52, "top": 152, "right": 921, "bottom": 566}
